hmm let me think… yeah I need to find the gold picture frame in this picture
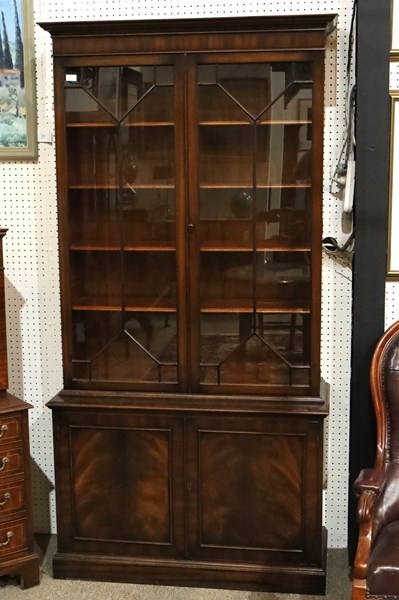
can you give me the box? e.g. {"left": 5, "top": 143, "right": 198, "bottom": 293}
{"left": 392, "top": 0, "right": 399, "bottom": 56}
{"left": 0, "top": 0, "right": 37, "bottom": 159}
{"left": 388, "top": 92, "right": 399, "bottom": 277}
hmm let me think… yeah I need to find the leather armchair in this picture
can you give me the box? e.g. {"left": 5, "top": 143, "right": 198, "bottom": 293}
{"left": 352, "top": 320, "right": 399, "bottom": 599}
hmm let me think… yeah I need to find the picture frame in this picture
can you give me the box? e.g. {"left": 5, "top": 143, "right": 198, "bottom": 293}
{"left": 0, "top": 0, "right": 37, "bottom": 159}
{"left": 388, "top": 92, "right": 399, "bottom": 277}
{"left": 392, "top": 0, "right": 399, "bottom": 55}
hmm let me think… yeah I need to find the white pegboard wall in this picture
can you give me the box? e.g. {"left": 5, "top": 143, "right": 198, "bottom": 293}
{"left": 2, "top": 3, "right": 62, "bottom": 533}
{"left": 385, "top": 282, "right": 399, "bottom": 328}
{"left": 390, "top": 60, "right": 399, "bottom": 90}
{"left": 386, "top": 61, "right": 399, "bottom": 344}
{"left": 1, "top": 0, "right": 354, "bottom": 543}
{"left": 320, "top": 2, "right": 354, "bottom": 548}
{"left": 36, "top": 0, "right": 340, "bottom": 22}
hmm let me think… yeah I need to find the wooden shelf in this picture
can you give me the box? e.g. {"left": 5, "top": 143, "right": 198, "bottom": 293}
{"left": 200, "top": 243, "right": 311, "bottom": 252}
{"left": 68, "top": 183, "right": 309, "bottom": 191}
{"left": 72, "top": 299, "right": 177, "bottom": 312}
{"left": 199, "top": 183, "right": 311, "bottom": 189}
{"left": 71, "top": 299, "right": 308, "bottom": 314}
{"left": 200, "top": 299, "right": 310, "bottom": 313}
{"left": 70, "top": 244, "right": 176, "bottom": 251}
{"left": 66, "top": 120, "right": 311, "bottom": 127}
{"left": 66, "top": 122, "right": 175, "bottom": 127}
{"left": 68, "top": 183, "right": 309, "bottom": 190}
{"left": 68, "top": 184, "right": 175, "bottom": 190}
{"left": 199, "top": 120, "right": 312, "bottom": 126}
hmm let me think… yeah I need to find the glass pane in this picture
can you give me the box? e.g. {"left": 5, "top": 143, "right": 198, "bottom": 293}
{"left": 124, "top": 251, "right": 177, "bottom": 311}
{"left": 119, "top": 122, "right": 175, "bottom": 188}
{"left": 123, "top": 189, "right": 175, "bottom": 248}
{"left": 122, "top": 77, "right": 175, "bottom": 248}
{"left": 70, "top": 250, "right": 121, "bottom": 309}
{"left": 128, "top": 86, "right": 174, "bottom": 124}
{"left": 199, "top": 189, "right": 253, "bottom": 250}
{"left": 198, "top": 85, "right": 252, "bottom": 123}
{"left": 200, "top": 251, "right": 310, "bottom": 310}
{"left": 256, "top": 120, "right": 312, "bottom": 187}
{"left": 71, "top": 311, "right": 178, "bottom": 383}
{"left": 255, "top": 189, "right": 312, "bottom": 249}
{"left": 90, "top": 331, "right": 162, "bottom": 382}
{"left": 65, "top": 74, "right": 115, "bottom": 124}
{"left": 69, "top": 189, "right": 120, "bottom": 249}
{"left": 199, "top": 124, "right": 254, "bottom": 188}
{"left": 199, "top": 313, "right": 309, "bottom": 386}
{"left": 65, "top": 64, "right": 178, "bottom": 387}
{"left": 197, "top": 61, "right": 313, "bottom": 389}
{"left": 71, "top": 310, "right": 121, "bottom": 380}
{"left": 66, "top": 125, "right": 118, "bottom": 188}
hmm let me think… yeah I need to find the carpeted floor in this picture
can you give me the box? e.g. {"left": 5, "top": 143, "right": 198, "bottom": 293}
{"left": 0, "top": 536, "right": 351, "bottom": 599}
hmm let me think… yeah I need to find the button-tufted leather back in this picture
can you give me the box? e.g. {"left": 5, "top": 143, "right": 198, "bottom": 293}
{"left": 371, "top": 325, "right": 399, "bottom": 542}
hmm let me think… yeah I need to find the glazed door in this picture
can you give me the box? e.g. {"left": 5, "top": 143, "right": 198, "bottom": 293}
{"left": 57, "top": 51, "right": 323, "bottom": 396}
{"left": 58, "top": 56, "right": 188, "bottom": 391}
{"left": 187, "top": 53, "right": 323, "bottom": 396}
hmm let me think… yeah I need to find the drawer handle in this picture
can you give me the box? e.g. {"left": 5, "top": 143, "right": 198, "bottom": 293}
{"left": 0, "top": 531, "right": 13, "bottom": 547}
{"left": 0, "top": 457, "right": 9, "bottom": 472}
{"left": 0, "top": 424, "right": 8, "bottom": 439}
{"left": 0, "top": 492, "right": 11, "bottom": 506}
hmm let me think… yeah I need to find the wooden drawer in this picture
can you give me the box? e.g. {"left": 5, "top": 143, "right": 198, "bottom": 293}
{"left": 0, "top": 415, "right": 21, "bottom": 446}
{"left": 0, "top": 447, "right": 23, "bottom": 480}
{"left": 0, "top": 519, "right": 27, "bottom": 556}
{"left": 0, "top": 481, "right": 24, "bottom": 517}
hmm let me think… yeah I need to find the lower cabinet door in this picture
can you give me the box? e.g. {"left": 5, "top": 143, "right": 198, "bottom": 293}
{"left": 185, "top": 414, "right": 325, "bottom": 566}
{"left": 54, "top": 409, "right": 185, "bottom": 558}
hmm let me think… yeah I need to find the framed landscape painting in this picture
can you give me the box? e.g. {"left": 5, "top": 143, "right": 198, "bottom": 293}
{"left": 0, "top": 0, "right": 37, "bottom": 159}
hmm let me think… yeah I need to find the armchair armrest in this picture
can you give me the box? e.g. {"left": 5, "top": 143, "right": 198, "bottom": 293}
{"left": 353, "top": 490, "right": 377, "bottom": 579}
{"left": 352, "top": 469, "right": 387, "bottom": 580}
{"left": 354, "top": 468, "right": 387, "bottom": 497}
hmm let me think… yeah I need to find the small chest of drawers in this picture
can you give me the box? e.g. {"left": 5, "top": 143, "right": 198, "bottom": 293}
{"left": 0, "top": 392, "right": 40, "bottom": 588}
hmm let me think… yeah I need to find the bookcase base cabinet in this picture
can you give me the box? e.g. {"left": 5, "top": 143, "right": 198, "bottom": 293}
{"left": 49, "top": 392, "right": 328, "bottom": 594}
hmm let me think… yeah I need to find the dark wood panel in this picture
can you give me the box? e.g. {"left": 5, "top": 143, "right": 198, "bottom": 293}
{"left": 40, "top": 15, "right": 336, "bottom": 58}
{"left": 71, "top": 427, "right": 172, "bottom": 543}
{"left": 52, "top": 542, "right": 327, "bottom": 594}
{"left": 54, "top": 410, "right": 185, "bottom": 558}
{"left": 198, "top": 431, "right": 304, "bottom": 548}
{"left": 186, "top": 415, "right": 324, "bottom": 565}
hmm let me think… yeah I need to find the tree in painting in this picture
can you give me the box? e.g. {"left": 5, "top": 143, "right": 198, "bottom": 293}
{"left": 0, "top": 0, "right": 26, "bottom": 148}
